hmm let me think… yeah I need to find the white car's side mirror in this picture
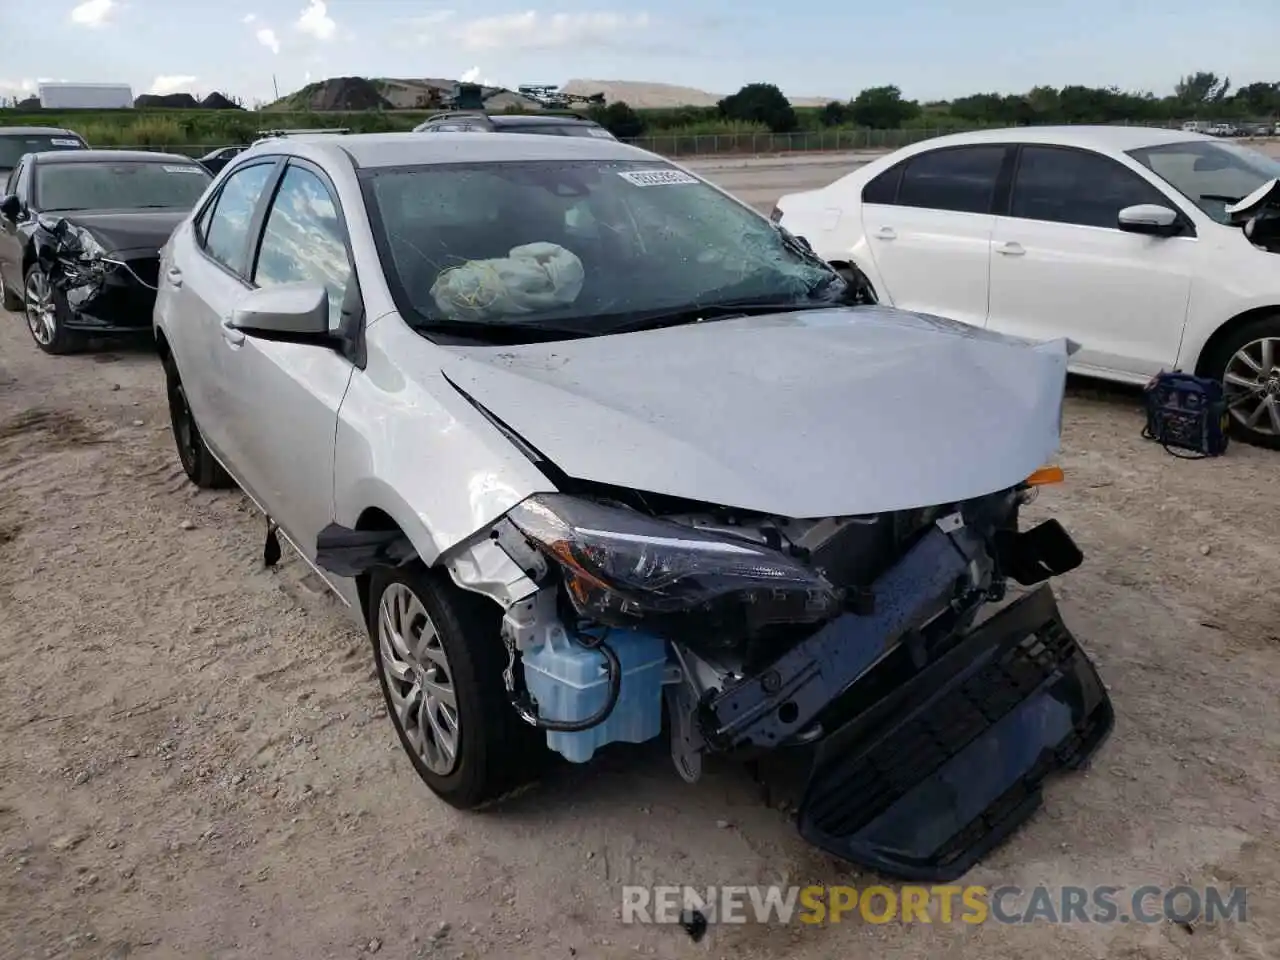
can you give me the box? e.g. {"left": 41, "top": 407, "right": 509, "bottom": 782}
{"left": 1117, "top": 204, "right": 1181, "bottom": 238}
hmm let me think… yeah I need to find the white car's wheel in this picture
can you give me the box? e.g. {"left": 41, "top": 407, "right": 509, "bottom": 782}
{"left": 1206, "top": 314, "right": 1280, "bottom": 450}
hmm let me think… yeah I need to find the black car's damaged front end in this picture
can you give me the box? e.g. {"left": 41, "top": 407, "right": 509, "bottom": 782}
{"left": 32, "top": 216, "right": 162, "bottom": 333}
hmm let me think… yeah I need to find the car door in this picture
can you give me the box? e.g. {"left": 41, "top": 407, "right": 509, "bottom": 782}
{"left": 0, "top": 159, "right": 29, "bottom": 294}
{"left": 218, "top": 158, "right": 358, "bottom": 556}
{"left": 166, "top": 157, "right": 281, "bottom": 462}
{"left": 986, "top": 145, "right": 1196, "bottom": 378}
{"left": 859, "top": 144, "right": 1009, "bottom": 329}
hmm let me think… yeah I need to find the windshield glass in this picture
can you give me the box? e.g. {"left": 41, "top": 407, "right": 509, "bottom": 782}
{"left": 1128, "top": 140, "right": 1280, "bottom": 223}
{"left": 0, "top": 134, "right": 86, "bottom": 169}
{"left": 362, "top": 159, "right": 838, "bottom": 340}
{"left": 35, "top": 160, "right": 212, "bottom": 211}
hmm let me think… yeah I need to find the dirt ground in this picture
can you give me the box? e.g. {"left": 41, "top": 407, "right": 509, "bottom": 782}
{"left": 0, "top": 302, "right": 1277, "bottom": 960}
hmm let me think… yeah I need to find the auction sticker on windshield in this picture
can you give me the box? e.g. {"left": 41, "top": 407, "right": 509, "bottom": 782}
{"left": 163, "top": 166, "right": 206, "bottom": 174}
{"left": 618, "top": 170, "right": 700, "bottom": 186}
{"left": 51, "top": 138, "right": 83, "bottom": 146}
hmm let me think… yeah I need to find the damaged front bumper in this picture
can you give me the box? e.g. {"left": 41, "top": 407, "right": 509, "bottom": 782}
{"left": 694, "top": 510, "right": 1109, "bottom": 881}
{"left": 796, "top": 584, "right": 1112, "bottom": 881}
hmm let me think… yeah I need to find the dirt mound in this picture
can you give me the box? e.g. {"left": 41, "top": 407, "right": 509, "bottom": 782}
{"left": 200, "top": 92, "right": 242, "bottom": 110}
{"left": 134, "top": 93, "right": 201, "bottom": 109}
{"left": 300, "top": 77, "right": 391, "bottom": 111}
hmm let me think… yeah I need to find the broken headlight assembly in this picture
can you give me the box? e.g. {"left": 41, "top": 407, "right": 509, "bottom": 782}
{"left": 506, "top": 493, "right": 842, "bottom": 642}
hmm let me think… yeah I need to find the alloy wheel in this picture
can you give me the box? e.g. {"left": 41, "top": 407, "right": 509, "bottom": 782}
{"left": 1223, "top": 336, "right": 1280, "bottom": 437}
{"left": 24, "top": 271, "right": 56, "bottom": 346}
{"left": 378, "top": 582, "right": 460, "bottom": 776}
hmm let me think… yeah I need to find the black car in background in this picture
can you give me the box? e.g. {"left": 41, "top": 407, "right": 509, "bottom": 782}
{"left": 0, "top": 150, "right": 212, "bottom": 354}
{"left": 0, "top": 126, "right": 89, "bottom": 180}
{"left": 412, "top": 112, "right": 617, "bottom": 139}
{"left": 197, "top": 145, "right": 246, "bottom": 176}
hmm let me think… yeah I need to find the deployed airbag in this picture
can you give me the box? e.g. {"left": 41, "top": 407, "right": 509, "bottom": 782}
{"left": 430, "top": 242, "right": 585, "bottom": 322}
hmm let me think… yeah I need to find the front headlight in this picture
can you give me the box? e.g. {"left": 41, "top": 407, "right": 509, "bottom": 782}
{"left": 507, "top": 493, "right": 842, "bottom": 640}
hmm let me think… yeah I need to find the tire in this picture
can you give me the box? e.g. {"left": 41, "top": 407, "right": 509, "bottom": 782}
{"left": 1202, "top": 314, "right": 1280, "bottom": 450}
{"left": 835, "top": 263, "right": 878, "bottom": 305}
{"left": 24, "top": 265, "right": 85, "bottom": 355}
{"left": 163, "top": 356, "right": 234, "bottom": 488}
{"left": 368, "top": 563, "right": 546, "bottom": 809}
{"left": 0, "top": 269, "right": 21, "bottom": 311}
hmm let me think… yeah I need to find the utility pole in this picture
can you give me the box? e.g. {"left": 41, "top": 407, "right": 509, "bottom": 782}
{"left": 272, "top": 74, "right": 279, "bottom": 100}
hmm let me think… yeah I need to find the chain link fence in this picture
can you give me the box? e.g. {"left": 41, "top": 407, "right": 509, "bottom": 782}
{"left": 115, "top": 128, "right": 987, "bottom": 161}
{"left": 119, "top": 122, "right": 1279, "bottom": 162}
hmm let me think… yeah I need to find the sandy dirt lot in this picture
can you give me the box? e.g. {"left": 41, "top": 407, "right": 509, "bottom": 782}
{"left": 2, "top": 163, "right": 1279, "bottom": 959}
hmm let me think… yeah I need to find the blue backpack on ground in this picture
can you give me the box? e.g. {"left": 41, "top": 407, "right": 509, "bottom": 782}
{"left": 1141, "top": 372, "right": 1230, "bottom": 458}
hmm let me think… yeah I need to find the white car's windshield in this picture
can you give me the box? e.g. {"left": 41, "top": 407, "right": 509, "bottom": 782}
{"left": 1128, "top": 140, "right": 1280, "bottom": 224}
{"left": 36, "top": 160, "right": 212, "bottom": 212}
{"left": 361, "top": 159, "right": 842, "bottom": 341}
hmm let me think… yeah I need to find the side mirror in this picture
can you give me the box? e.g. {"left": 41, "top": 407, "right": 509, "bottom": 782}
{"left": 0, "top": 194, "right": 21, "bottom": 221}
{"left": 229, "top": 282, "right": 335, "bottom": 345}
{"left": 1117, "top": 204, "right": 1181, "bottom": 237}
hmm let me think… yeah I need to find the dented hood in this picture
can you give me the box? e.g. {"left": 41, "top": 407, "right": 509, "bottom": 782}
{"left": 61, "top": 209, "right": 188, "bottom": 254}
{"left": 438, "top": 307, "right": 1075, "bottom": 518}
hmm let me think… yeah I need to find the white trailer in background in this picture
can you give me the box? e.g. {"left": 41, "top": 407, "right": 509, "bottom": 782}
{"left": 38, "top": 83, "right": 134, "bottom": 109}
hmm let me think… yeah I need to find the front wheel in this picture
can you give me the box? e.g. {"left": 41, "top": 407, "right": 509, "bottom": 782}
{"left": 1205, "top": 315, "right": 1280, "bottom": 450}
{"left": 164, "top": 358, "right": 234, "bottom": 488}
{"left": 24, "top": 265, "right": 84, "bottom": 355}
{"left": 368, "top": 563, "right": 545, "bottom": 809}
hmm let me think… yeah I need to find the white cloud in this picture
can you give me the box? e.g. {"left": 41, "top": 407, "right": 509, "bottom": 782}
{"left": 149, "top": 75, "right": 198, "bottom": 96}
{"left": 0, "top": 79, "right": 36, "bottom": 95}
{"left": 69, "top": 0, "right": 116, "bottom": 28}
{"left": 256, "top": 27, "right": 281, "bottom": 53}
{"left": 242, "top": 12, "right": 257, "bottom": 22}
{"left": 448, "top": 10, "right": 649, "bottom": 51}
{"left": 459, "top": 66, "right": 495, "bottom": 86}
{"left": 296, "top": 0, "right": 337, "bottom": 40}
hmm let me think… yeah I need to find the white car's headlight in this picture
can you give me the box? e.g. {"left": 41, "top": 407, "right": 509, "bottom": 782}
{"left": 507, "top": 493, "right": 842, "bottom": 640}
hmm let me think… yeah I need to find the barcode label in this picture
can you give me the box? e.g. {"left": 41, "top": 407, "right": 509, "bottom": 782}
{"left": 618, "top": 169, "right": 699, "bottom": 187}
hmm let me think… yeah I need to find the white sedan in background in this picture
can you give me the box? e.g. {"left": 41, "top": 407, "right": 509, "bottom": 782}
{"left": 773, "top": 126, "right": 1280, "bottom": 448}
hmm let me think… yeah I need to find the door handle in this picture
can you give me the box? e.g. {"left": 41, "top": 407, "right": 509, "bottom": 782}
{"left": 166, "top": 267, "right": 183, "bottom": 288}
{"left": 997, "top": 241, "right": 1026, "bottom": 256}
{"left": 875, "top": 227, "right": 897, "bottom": 240}
{"left": 220, "top": 319, "right": 245, "bottom": 346}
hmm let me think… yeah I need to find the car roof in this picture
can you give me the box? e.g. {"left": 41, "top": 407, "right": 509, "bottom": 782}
{"left": 916, "top": 125, "right": 1217, "bottom": 153}
{"left": 259, "top": 131, "right": 654, "bottom": 169}
{"left": 0, "top": 126, "right": 82, "bottom": 137}
{"left": 31, "top": 149, "right": 202, "bottom": 165}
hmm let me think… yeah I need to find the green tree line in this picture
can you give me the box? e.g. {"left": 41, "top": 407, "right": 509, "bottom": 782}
{"left": 596, "top": 71, "right": 1280, "bottom": 137}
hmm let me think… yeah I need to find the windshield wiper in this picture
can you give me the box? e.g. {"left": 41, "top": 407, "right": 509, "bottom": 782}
{"left": 410, "top": 317, "right": 594, "bottom": 344}
{"left": 600, "top": 298, "right": 836, "bottom": 336}
{"left": 1201, "top": 193, "right": 1244, "bottom": 203}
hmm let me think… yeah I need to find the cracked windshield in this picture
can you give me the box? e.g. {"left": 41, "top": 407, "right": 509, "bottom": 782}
{"left": 364, "top": 159, "right": 838, "bottom": 334}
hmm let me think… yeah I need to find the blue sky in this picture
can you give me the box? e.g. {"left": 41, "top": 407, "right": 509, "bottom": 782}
{"left": 1, "top": 0, "right": 1276, "bottom": 105}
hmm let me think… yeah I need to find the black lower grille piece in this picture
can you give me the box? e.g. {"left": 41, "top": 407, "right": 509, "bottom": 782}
{"left": 796, "top": 585, "right": 1113, "bottom": 882}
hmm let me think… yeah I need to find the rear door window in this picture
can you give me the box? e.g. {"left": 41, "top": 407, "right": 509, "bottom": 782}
{"left": 202, "top": 162, "right": 276, "bottom": 276}
{"left": 896, "top": 146, "right": 1007, "bottom": 215}
{"left": 1010, "top": 146, "right": 1170, "bottom": 229}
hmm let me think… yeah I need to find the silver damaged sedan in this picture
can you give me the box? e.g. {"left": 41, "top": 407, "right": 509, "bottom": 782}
{"left": 153, "top": 131, "right": 1115, "bottom": 882}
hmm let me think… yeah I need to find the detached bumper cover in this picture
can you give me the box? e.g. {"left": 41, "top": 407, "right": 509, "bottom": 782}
{"left": 796, "top": 585, "right": 1113, "bottom": 882}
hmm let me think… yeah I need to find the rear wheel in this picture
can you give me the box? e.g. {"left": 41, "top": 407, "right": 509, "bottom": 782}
{"left": 24, "top": 265, "right": 84, "bottom": 355}
{"left": 164, "top": 357, "right": 234, "bottom": 488}
{"left": 368, "top": 563, "right": 545, "bottom": 809}
{"left": 1204, "top": 315, "right": 1280, "bottom": 450}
